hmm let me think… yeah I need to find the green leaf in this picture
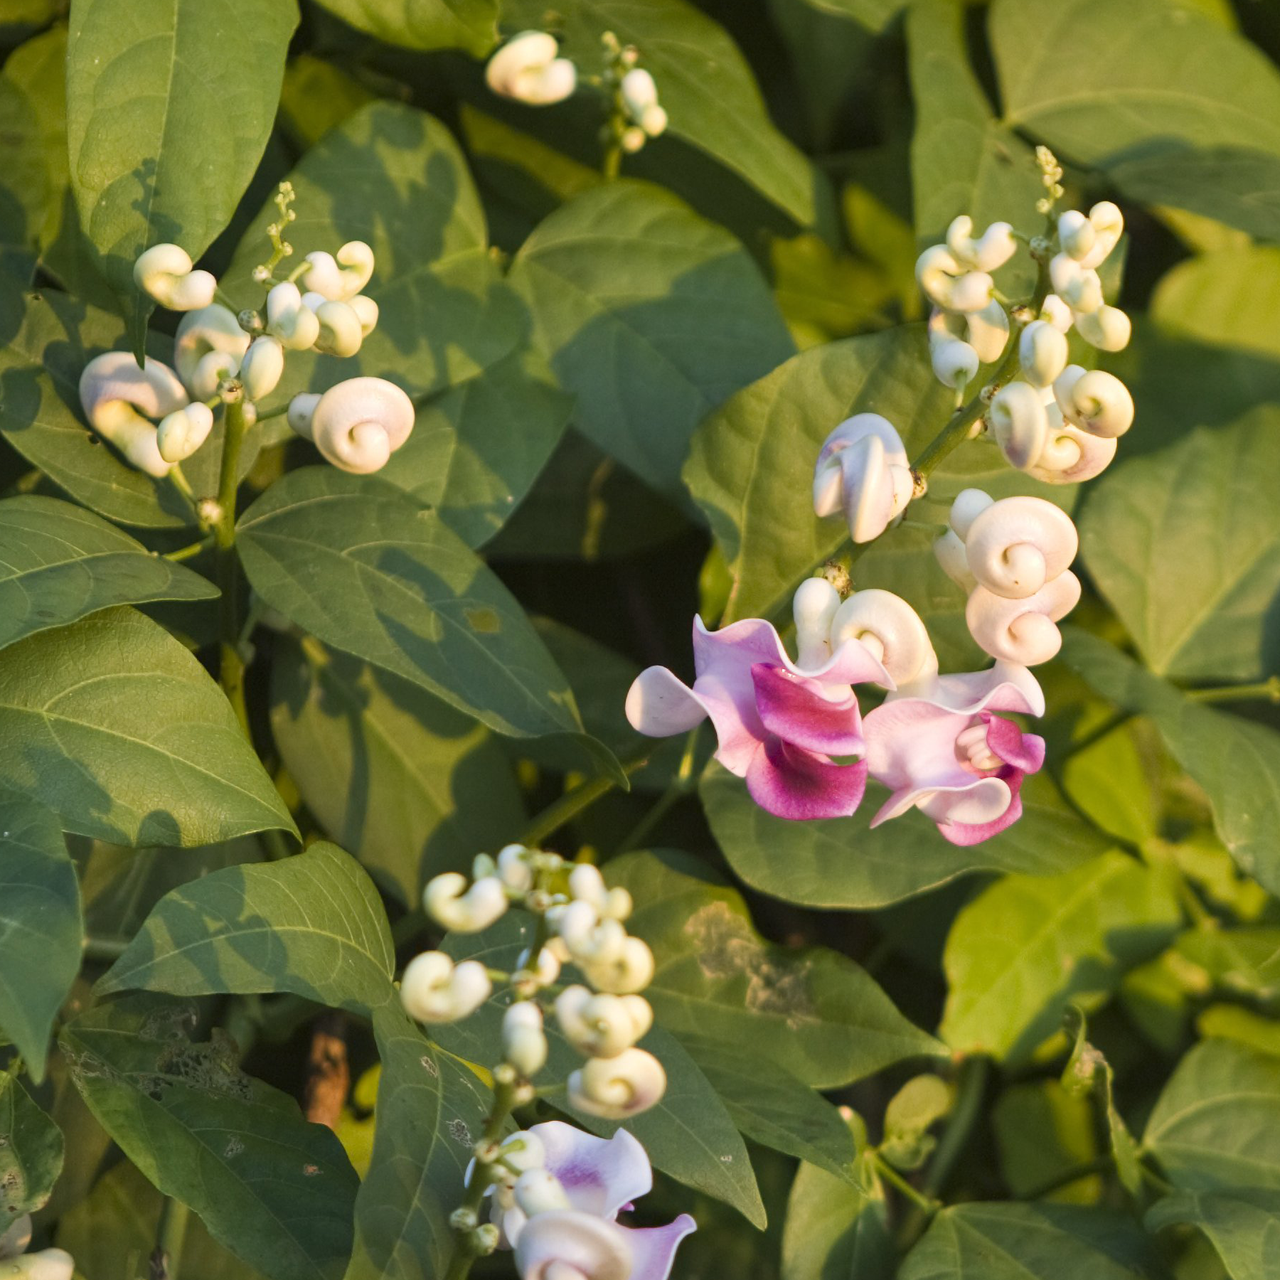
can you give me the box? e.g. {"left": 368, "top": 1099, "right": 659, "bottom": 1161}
{"left": 900, "top": 1203, "right": 1158, "bottom": 1279}
{"left": 65, "top": 0, "right": 298, "bottom": 342}
{"left": 344, "top": 1002, "right": 493, "bottom": 1280}
{"left": 1147, "top": 1188, "right": 1280, "bottom": 1280}
{"left": 508, "top": 179, "right": 794, "bottom": 497}
{"left": 0, "top": 793, "right": 81, "bottom": 1077}
{"left": 61, "top": 993, "right": 360, "bottom": 1280}
{"left": 500, "top": 0, "right": 821, "bottom": 225}
{"left": 0, "top": 607, "right": 296, "bottom": 847}
{"left": 312, "top": 0, "right": 497, "bottom": 53}
{"left": 0, "top": 59, "right": 48, "bottom": 275}
{"left": 940, "top": 852, "right": 1181, "bottom": 1063}
{"left": 98, "top": 842, "right": 394, "bottom": 1014}
{"left": 0, "top": 494, "right": 217, "bottom": 650}
{"left": 223, "top": 101, "right": 523, "bottom": 407}
{"left": 0, "top": 1072, "right": 63, "bottom": 1216}
{"left": 791, "top": 0, "right": 902, "bottom": 32}
{"left": 1079, "top": 411, "right": 1280, "bottom": 681}
{"left": 270, "top": 636, "right": 525, "bottom": 905}
{"left": 907, "top": 0, "right": 1040, "bottom": 292}
{"left": 237, "top": 468, "right": 614, "bottom": 769}
{"left": 56, "top": 1160, "right": 265, "bottom": 1280}
{"left": 608, "top": 849, "right": 943, "bottom": 1087}
{"left": 701, "top": 762, "right": 1109, "bottom": 909}
{"left": 781, "top": 1154, "right": 894, "bottom": 1280}
{"left": 437, "top": 914, "right": 766, "bottom": 1226}
{"left": 1198, "top": 1006, "right": 1280, "bottom": 1059}
{"left": 992, "top": 1081, "right": 1101, "bottom": 1204}
{"left": 1144, "top": 1038, "right": 1280, "bottom": 1192}
{"left": 1062, "top": 630, "right": 1280, "bottom": 896}
{"left": 678, "top": 1033, "right": 859, "bottom": 1181}
{"left": 1150, "top": 248, "right": 1280, "bottom": 361}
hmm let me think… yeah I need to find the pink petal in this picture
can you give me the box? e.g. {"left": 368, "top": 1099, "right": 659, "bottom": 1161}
{"left": 622, "top": 1215, "right": 698, "bottom": 1280}
{"left": 805, "top": 636, "right": 893, "bottom": 687}
{"left": 745, "top": 738, "right": 867, "bottom": 820}
{"left": 983, "top": 715, "right": 1045, "bottom": 773}
{"left": 751, "top": 663, "right": 864, "bottom": 757}
{"left": 931, "top": 776, "right": 1026, "bottom": 845}
{"left": 918, "top": 661, "right": 1045, "bottom": 717}
{"left": 529, "top": 1122, "right": 651, "bottom": 1220}
{"left": 863, "top": 699, "right": 975, "bottom": 794}
{"left": 871, "top": 774, "right": 1013, "bottom": 827}
{"left": 625, "top": 667, "right": 708, "bottom": 738}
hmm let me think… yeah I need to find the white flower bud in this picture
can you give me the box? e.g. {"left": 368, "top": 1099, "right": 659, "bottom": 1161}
{"left": 1074, "top": 304, "right": 1131, "bottom": 352}
{"left": 916, "top": 245, "right": 993, "bottom": 313}
{"left": 948, "top": 487, "right": 995, "bottom": 540}
{"left": 966, "top": 572, "right": 1082, "bottom": 666}
{"left": 568, "top": 1047, "right": 667, "bottom": 1119}
{"left": 934, "top": 528, "right": 976, "bottom": 592}
{"left": 486, "top": 31, "right": 577, "bottom": 105}
{"left": 1039, "top": 294, "right": 1073, "bottom": 333}
{"left": 239, "top": 335, "right": 284, "bottom": 401}
{"left": 601, "top": 887, "right": 632, "bottom": 921}
{"left": 558, "top": 901, "right": 626, "bottom": 965}
{"left": 300, "top": 241, "right": 375, "bottom": 302}
{"left": 497, "top": 844, "right": 534, "bottom": 891}
{"left": 639, "top": 104, "right": 668, "bottom": 137}
{"left": 830, "top": 588, "right": 937, "bottom": 689}
{"left": 1057, "top": 209, "right": 1096, "bottom": 262}
{"left": 988, "top": 381, "right": 1049, "bottom": 471}
{"left": 963, "top": 496, "right": 1078, "bottom": 600}
{"left": 945, "top": 216, "right": 1016, "bottom": 273}
{"left": 964, "top": 299, "right": 1010, "bottom": 363}
{"left": 621, "top": 68, "right": 657, "bottom": 113}
{"left": 6, "top": 1250, "right": 76, "bottom": 1280}
{"left": 556, "top": 986, "right": 653, "bottom": 1058}
{"left": 515, "top": 946, "right": 561, "bottom": 988}
{"left": 568, "top": 863, "right": 607, "bottom": 909}
{"left": 580, "top": 936, "right": 655, "bottom": 995}
{"left": 812, "top": 414, "right": 913, "bottom": 543}
{"left": 930, "top": 334, "right": 979, "bottom": 389}
{"left": 1018, "top": 320, "right": 1069, "bottom": 387}
{"left": 174, "top": 304, "right": 250, "bottom": 399}
{"left": 1049, "top": 254, "right": 1103, "bottom": 313}
{"left": 503, "top": 1001, "right": 548, "bottom": 1077}
{"left": 348, "top": 295, "right": 379, "bottom": 335}
{"left": 401, "top": 951, "right": 492, "bottom": 1023}
{"left": 1027, "top": 422, "right": 1118, "bottom": 484}
{"left": 266, "top": 282, "right": 321, "bottom": 350}
{"left": 498, "top": 1130, "right": 547, "bottom": 1174}
{"left": 134, "top": 243, "right": 216, "bottom": 311}
{"left": 78, "top": 352, "right": 188, "bottom": 478}
{"left": 289, "top": 376, "right": 415, "bottom": 474}
{"left": 1075, "top": 201, "right": 1124, "bottom": 270}
{"left": 156, "top": 402, "right": 214, "bottom": 464}
{"left": 514, "top": 1169, "right": 571, "bottom": 1217}
{"left": 1053, "top": 366, "right": 1134, "bottom": 438}
{"left": 424, "top": 873, "right": 508, "bottom": 933}
{"left": 792, "top": 576, "right": 840, "bottom": 671}
{"left": 300, "top": 292, "right": 364, "bottom": 358}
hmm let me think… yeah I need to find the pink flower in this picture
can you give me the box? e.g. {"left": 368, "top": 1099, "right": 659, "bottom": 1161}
{"left": 626, "top": 615, "right": 890, "bottom": 821}
{"left": 862, "top": 662, "right": 1046, "bottom": 845}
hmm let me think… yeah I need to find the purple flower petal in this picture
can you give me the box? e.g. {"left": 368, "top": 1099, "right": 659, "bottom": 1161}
{"left": 528, "top": 1122, "right": 651, "bottom": 1220}
{"left": 931, "top": 775, "right": 1026, "bottom": 846}
{"left": 864, "top": 699, "right": 976, "bottom": 794}
{"left": 622, "top": 1214, "right": 698, "bottom": 1280}
{"left": 751, "top": 663, "right": 864, "bottom": 757}
{"left": 983, "top": 714, "right": 1045, "bottom": 773}
{"left": 871, "top": 775, "right": 1013, "bottom": 828}
{"left": 915, "top": 660, "right": 1045, "bottom": 716}
{"left": 746, "top": 737, "right": 867, "bottom": 820}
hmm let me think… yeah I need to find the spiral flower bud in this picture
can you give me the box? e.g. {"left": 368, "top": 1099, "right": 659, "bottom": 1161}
{"left": 497, "top": 843, "right": 534, "bottom": 891}
{"left": 916, "top": 245, "right": 993, "bottom": 313}
{"left": 486, "top": 31, "right": 577, "bottom": 105}
{"left": 78, "top": 352, "right": 189, "bottom": 478}
{"left": 503, "top": 1001, "right": 548, "bottom": 1077}
{"left": 266, "top": 282, "right": 321, "bottom": 351}
{"left": 793, "top": 576, "right": 840, "bottom": 671}
{"left": 239, "top": 335, "right": 284, "bottom": 401}
{"left": 424, "top": 873, "right": 507, "bottom": 933}
{"left": 349, "top": 295, "right": 379, "bottom": 335}
{"left": 1049, "top": 254, "right": 1103, "bottom": 313}
{"left": 568, "top": 1047, "right": 667, "bottom": 1119}
{"left": 580, "top": 937, "right": 655, "bottom": 996}
{"left": 965, "top": 572, "right": 1082, "bottom": 665}
{"left": 134, "top": 243, "right": 216, "bottom": 311}
{"left": 302, "top": 292, "right": 364, "bottom": 357}
{"left": 1018, "top": 320, "right": 1069, "bottom": 387}
{"left": 401, "top": 951, "right": 492, "bottom": 1023}
{"left": 829, "top": 589, "right": 937, "bottom": 689}
{"left": 555, "top": 985, "right": 653, "bottom": 1058}
{"left": 1053, "top": 366, "right": 1134, "bottom": 438}
{"left": 945, "top": 216, "right": 1017, "bottom": 272}
{"left": 1039, "top": 294, "right": 1073, "bottom": 333}
{"left": 1074, "top": 304, "right": 1131, "bottom": 352}
{"left": 156, "top": 402, "right": 214, "bottom": 464}
{"left": 988, "top": 381, "right": 1049, "bottom": 471}
{"left": 963, "top": 496, "right": 1079, "bottom": 599}
{"left": 288, "top": 376, "right": 415, "bottom": 474}
{"left": 300, "top": 241, "right": 375, "bottom": 302}
{"left": 174, "top": 304, "right": 250, "bottom": 399}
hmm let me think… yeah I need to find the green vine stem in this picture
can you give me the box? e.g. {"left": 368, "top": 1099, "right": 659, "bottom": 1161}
{"left": 1185, "top": 676, "right": 1280, "bottom": 704}
{"left": 212, "top": 391, "right": 252, "bottom": 737}
{"left": 152, "top": 1198, "right": 190, "bottom": 1280}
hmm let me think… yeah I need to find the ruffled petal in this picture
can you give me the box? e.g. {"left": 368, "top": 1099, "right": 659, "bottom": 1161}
{"left": 513, "top": 1210, "right": 631, "bottom": 1280}
{"left": 983, "top": 714, "right": 1045, "bottom": 773}
{"left": 907, "top": 660, "right": 1044, "bottom": 717}
{"left": 529, "top": 1122, "right": 651, "bottom": 1220}
{"left": 863, "top": 699, "right": 974, "bottom": 794}
{"left": 745, "top": 738, "right": 866, "bottom": 820}
{"left": 625, "top": 667, "right": 708, "bottom": 738}
{"left": 751, "top": 663, "right": 864, "bottom": 757}
{"left": 622, "top": 1214, "right": 698, "bottom": 1280}
{"left": 928, "top": 774, "right": 1025, "bottom": 846}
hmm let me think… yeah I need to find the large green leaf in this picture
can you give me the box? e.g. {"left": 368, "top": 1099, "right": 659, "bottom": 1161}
{"left": 907, "top": 0, "right": 1040, "bottom": 291}
{"left": 1062, "top": 630, "right": 1280, "bottom": 897}
{"left": 0, "top": 608, "right": 295, "bottom": 847}
{"left": 500, "top": 0, "right": 820, "bottom": 225}
{"left": 508, "top": 179, "right": 794, "bottom": 497}
{"left": 781, "top": 1154, "right": 894, "bottom": 1280}
{"left": 0, "top": 56, "right": 48, "bottom": 277}
{"left": 0, "top": 494, "right": 216, "bottom": 650}
{"left": 237, "top": 468, "right": 614, "bottom": 769}
{"left": 940, "top": 852, "right": 1181, "bottom": 1063}
{"left": 61, "top": 993, "right": 360, "bottom": 1280}
{"left": 65, "top": 0, "right": 298, "bottom": 341}
{"left": 0, "top": 1072, "right": 63, "bottom": 1216}
{"left": 0, "top": 793, "right": 81, "bottom": 1076}
{"left": 1079, "top": 411, "right": 1280, "bottom": 681}
{"left": 608, "top": 850, "right": 943, "bottom": 1086}
{"left": 344, "top": 1002, "right": 493, "bottom": 1280}
{"left": 900, "top": 1203, "right": 1157, "bottom": 1280}
{"left": 312, "top": 0, "right": 497, "bottom": 54}
{"left": 1144, "top": 1039, "right": 1280, "bottom": 1192}
{"left": 1146, "top": 1188, "right": 1280, "bottom": 1280}
{"left": 700, "top": 763, "right": 1109, "bottom": 910}
{"left": 270, "top": 637, "right": 525, "bottom": 905}
{"left": 98, "top": 842, "right": 394, "bottom": 1014}
{"left": 1150, "top": 248, "right": 1280, "bottom": 360}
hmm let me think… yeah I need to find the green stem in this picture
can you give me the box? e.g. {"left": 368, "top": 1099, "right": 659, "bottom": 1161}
{"left": 83, "top": 935, "right": 129, "bottom": 964}
{"left": 614, "top": 725, "right": 701, "bottom": 853}
{"left": 924, "top": 1057, "right": 989, "bottom": 1199}
{"left": 1185, "top": 676, "right": 1280, "bottom": 704}
{"left": 518, "top": 753, "right": 650, "bottom": 848}
{"left": 214, "top": 395, "right": 252, "bottom": 738}
{"left": 153, "top": 1198, "right": 190, "bottom": 1280}
{"left": 255, "top": 402, "right": 290, "bottom": 422}
{"left": 602, "top": 141, "right": 623, "bottom": 180}
{"left": 872, "top": 1153, "right": 940, "bottom": 1214}
{"left": 163, "top": 537, "right": 213, "bottom": 563}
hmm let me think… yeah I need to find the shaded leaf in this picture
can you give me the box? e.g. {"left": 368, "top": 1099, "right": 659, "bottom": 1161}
{"left": 1146, "top": 1188, "right": 1280, "bottom": 1280}
{"left": 312, "top": 0, "right": 497, "bottom": 54}
{"left": 1151, "top": 247, "right": 1280, "bottom": 360}
{"left": 781, "top": 1151, "right": 894, "bottom": 1280}
{"left": 0, "top": 1072, "right": 63, "bottom": 1216}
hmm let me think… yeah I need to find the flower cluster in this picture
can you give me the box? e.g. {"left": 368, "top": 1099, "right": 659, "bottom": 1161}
{"left": 471, "top": 1123, "right": 694, "bottom": 1280}
{"left": 0, "top": 1215, "right": 74, "bottom": 1280}
{"left": 403, "top": 845, "right": 665, "bottom": 1121}
{"left": 78, "top": 184, "right": 415, "bottom": 479}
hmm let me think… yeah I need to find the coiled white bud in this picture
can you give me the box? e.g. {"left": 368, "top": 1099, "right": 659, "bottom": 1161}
{"left": 515, "top": 946, "right": 561, "bottom": 988}
{"left": 965, "top": 300, "right": 1011, "bottom": 363}
{"left": 503, "top": 1001, "right": 548, "bottom": 1077}
{"left": 156, "top": 403, "right": 214, "bottom": 464}
{"left": 424, "top": 873, "right": 507, "bottom": 933}
{"left": 348, "top": 295, "right": 379, "bottom": 335}
{"left": 934, "top": 529, "right": 975, "bottom": 592}
{"left": 1053, "top": 366, "right": 1134, "bottom": 438}
{"left": 966, "top": 572, "right": 1082, "bottom": 665}
{"left": 581, "top": 937, "right": 655, "bottom": 996}
{"left": 963, "top": 496, "right": 1078, "bottom": 599}
{"left": 300, "top": 241, "right": 375, "bottom": 302}
{"left": 266, "top": 282, "right": 322, "bottom": 351}
{"left": 5, "top": 1250, "right": 76, "bottom": 1280}
{"left": 1026, "top": 423, "right": 1118, "bottom": 484}
{"left": 1039, "top": 294, "right": 1073, "bottom": 333}
{"left": 948, "top": 487, "right": 995, "bottom": 540}
{"left": 239, "top": 336, "right": 284, "bottom": 401}
{"left": 302, "top": 292, "right": 364, "bottom": 357}
{"left": 1074, "top": 304, "right": 1131, "bottom": 352}
{"left": 930, "top": 333, "right": 979, "bottom": 389}
{"left": 916, "top": 245, "right": 993, "bottom": 313}
{"left": 497, "top": 1130, "right": 547, "bottom": 1175}
{"left": 829, "top": 588, "right": 937, "bottom": 689}
{"left": 401, "top": 951, "right": 492, "bottom": 1023}
{"left": 497, "top": 843, "right": 534, "bottom": 892}
{"left": 513, "top": 1169, "right": 571, "bottom": 1217}
{"left": 556, "top": 986, "right": 653, "bottom": 1058}
{"left": 486, "top": 31, "right": 577, "bottom": 105}
{"left": 568, "top": 1047, "right": 667, "bottom": 1119}
{"left": 793, "top": 576, "right": 840, "bottom": 671}
{"left": 1018, "top": 320, "right": 1069, "bottom": 387}
{"left": 134, "top": 243, "right": 216, "bottom": 311}
{"left": 288, "top": 376, "right": 415, "bottom": 474}
{"left": 174, "top": 304, "right": 250, "bottom": 399}
{"left": 557, "top": 901, "right": 626, "bottom": 965}
{"left": 1060, "top": 202, "right": 1123, "bottom": 270}
{"left": 988, "top": 381, "right": 1049, "bottom": 471}
{"left": 1049, "top": 255, "right": 1103, "bottom": 313}
{"left": 620, "top": 68, "right": 667, "bottom": 136}
{"left": 812, "top": 414, "right": 913, "bottom": 544}
{"left": 78, "top": 352, "right": 188, "bottom": 478}
{"left": 945, "top": 216, "right": 1017, "bottom": 273}
{"left": 566, "top": 864, "right": 632, "bottom": 921}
